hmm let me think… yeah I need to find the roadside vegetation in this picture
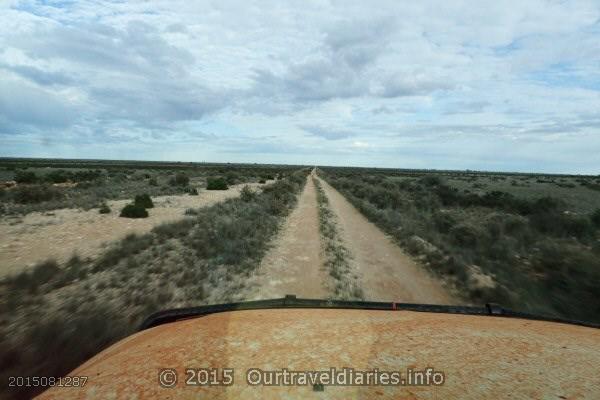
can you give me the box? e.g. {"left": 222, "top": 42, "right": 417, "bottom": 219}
{"left": 0, "top": 167, "right": 308, "bottom": 399}
{"left": 319, "top": 168, "right": 600, "bottom": 324}
{"left": 0, "top": 159, "right": 290, "bottom": 216}
{"left": 206, "top": 177, "right": 229, "bottom": 190}
{"left": 313, "top": 177, "right": 363, "bottom": 300}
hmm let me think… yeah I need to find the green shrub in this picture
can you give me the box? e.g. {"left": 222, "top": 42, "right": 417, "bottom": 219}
{"left": 530, "top": 212, "right": 594, "bottom": 239}
{"left": 71, "top": 170, "right": 102, "bottom": 182}
{"left": 207, "top": 177, "right": 228, "bottom": 190}
{"left": 120, "top": 204, "right": 149, "bottom": 218}
{"left": 225, "top": 172, "right": 239, "bottom": 185}
{"left": 6, "top": 259, "right": 60, "bottom": 294}
{"left": 265, "top": 196, "right": 287, "bottom": 215}
{"left": 45, "top": 169, "right": 70, "bottom": 183}
{"left": 14, "top": 170, "right": 38, "bottom": 183}
{"left": 148, "top": 178, "right": 158, "bottom": 186}
{"left": 433, "top": 212, "right": 457, "bottom": 233}
{"left": 240, "top": 185, "right": 256, "bottom": 202}
{"left": 450, "top": 224, "right": 481, "bottom": 247}
{"left": 99, "top": 203, "right": 111, "bottom": 214}
{"left": 169, "top": 173, "right": 189, "bottom": 186}
{"left": 13, "top": 185, "right": 62, "bottom": 204}
{"left": 533, "top": 242, "right": 600, "bottom": 320}
{"left": 419, "top": 175, "right": 443, "bottom": 186}
{"left": 134, "top": 194, "right": 154, "bottom": 209}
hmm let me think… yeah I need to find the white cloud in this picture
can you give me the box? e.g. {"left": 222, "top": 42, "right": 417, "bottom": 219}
{"left": 0, "top": 0, "right": 599, "bottom": 173}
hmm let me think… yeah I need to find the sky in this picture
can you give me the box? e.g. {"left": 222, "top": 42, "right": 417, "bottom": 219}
{"left": 0, "top": 0, "right": 599, "bottom": 174}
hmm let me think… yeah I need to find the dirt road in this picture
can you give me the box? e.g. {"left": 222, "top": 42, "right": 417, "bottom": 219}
{"left": 0, "top": 182, "right": 268, "bottom": 278}
{"left": 315, "top": 175, "right": 456, "bottom": 304}
{"left": 245, "top": 171, "right": 454, "bottom": 305}
{"left": 245, "top": 174, "right": 328, "bottom": 299}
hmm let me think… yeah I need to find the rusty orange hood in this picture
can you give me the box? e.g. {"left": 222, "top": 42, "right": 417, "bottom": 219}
{"left": 39, "top": 300, "right": 600, "bottom": 399}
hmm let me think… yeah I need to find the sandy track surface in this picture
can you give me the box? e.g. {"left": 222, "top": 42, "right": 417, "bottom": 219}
{"left": 315, "top": 175, "right": 457, "bottom": 304}
{"left": 0, "top": 182, "right": 268, "bottom": 278}
{"left": 245, "top": 174, "right": 328, "bottom": 299}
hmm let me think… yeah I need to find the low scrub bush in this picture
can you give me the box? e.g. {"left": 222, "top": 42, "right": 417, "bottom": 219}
{"left": 591, "top": 209, "right": 600, "bottom": 228}
{"left": 187, "top": 187, "right": 199, "bottom": 195}
{"left": 14, "top": 170, "right": 38, "bottom": 183}
{"left": 98, "top": 202, "right": 111, "bottom": 214}
{"left": 530, "top": 212, "right": 594, "bottom": 239}
{"left": 134, "top": 194, "right": 154, "bottom": 209}
{"left": 532, "top": 242, "right": 600, "bottom": 320}
{"left": 207, "top": 177, "right": 228, "bottom": 190}
{"left": 433, "top": 211, "right": 457, "bottom": 233}
{"left": 225, "top": 172, "right": 238, "bottom": 185}
{"left": 419, "top": 175, "right": 443, "bottom": 187}
{"left": 240, "top": 185, "right": 256, "bottom": 202}
{"left": 13, "top": 185, "right": 62, "bottom": 204}
{"left": 449, "top": 223, "right": 481, "bottom": 247}
{"left": 169, "top": 173, "right": 189, "bottom": 186}
{"left": 120, "top": 204, "right": 149, "bottom": 218}
{"left": 95, "top": 233, "right": 154, "bottom": 271}
{"left": 5, "top": 260, "right": 60, "bottom": 294}
{"left": 45, "top": 169, "right": 70, "bottom": 183}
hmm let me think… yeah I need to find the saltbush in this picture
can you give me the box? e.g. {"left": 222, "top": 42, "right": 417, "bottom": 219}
{"left": 99, "top": 203, "right": 111, "bottom": 214}
{"left": 225, "top": 172, "right": 238, "bottom": 185}
{"left": 134, "top": 194, "right": 154, "bottom": 209}
{"left": 240, "top": 185, "right": 256, "bottom": 202}
{"left": 169, "top": 173, "right": 189, "bottom": 186}
{"left": 14, "top": 170, "right": 38, "bottom": 183}
{"left": 207, "top": 177, "right": 228, "bottom": 190}
{"left": 13, "top": 185, "right": 62, "bottom": 204}
{"left": 120, "top": 204, "right": 149, "bottom": 218}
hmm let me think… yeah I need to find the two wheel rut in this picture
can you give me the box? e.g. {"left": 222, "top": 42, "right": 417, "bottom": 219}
{"left": 246, "top": 170, "right": 457, "bottom": 304}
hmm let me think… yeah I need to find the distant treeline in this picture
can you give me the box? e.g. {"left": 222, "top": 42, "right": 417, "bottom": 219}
{"left": 0, "top": 157, "right": 304, "bottom": 172}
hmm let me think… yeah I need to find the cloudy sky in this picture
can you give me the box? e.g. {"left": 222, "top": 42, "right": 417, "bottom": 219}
{"left": 1, "top": 0, "right": 599, "bottom": 173}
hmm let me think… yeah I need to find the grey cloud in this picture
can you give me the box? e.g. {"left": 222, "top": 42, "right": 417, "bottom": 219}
{"left": 371, "top": 106, "right": 394, "bottom": 115}
{"left": 377, "top": 75, "right": 455, "bottom": 98}
{"left": 324, "top": 17, "right": 395, "bottom": 69}
{"left": 4, "top": 17, "right": 220, "bottom": 130}
{"left": 250, "top": 17, "right": 397, "bottom": 104}
{"left": 300, "top": 125, "right": 357, "bottom": 140}
{"left": 18, "top": 20, "right": 194, "bottom": 77}
{"left": 253, "top": 61, "right": 368, "bottom": 103}
{"left": 0, "top": 79, "right": 76, "bottom": 131}
{"left": 442, "top": 100, "right": 491, "bottom": 115}
{"left": 2, "top": 64, "right": 74, "bottom": 86}
{"left": 250, "top": 16, "right": 454, "bottom": 105}
{"left": 89, "top": 81, "right": 226, "bottom": 124}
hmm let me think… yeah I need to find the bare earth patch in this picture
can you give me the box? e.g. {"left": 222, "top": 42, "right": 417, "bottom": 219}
{"left": 244, "top": 174, "right": 328, "bottom": 299}
{"left": 316, "top": 175, "right": 459, "bottom": 304}
{"left": 0, "top": 182, "right": 267, "bottom": 277}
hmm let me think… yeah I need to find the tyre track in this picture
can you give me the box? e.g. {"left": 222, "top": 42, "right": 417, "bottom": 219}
{"left": 315, "top": 174, "right": 457, "bottom": 304}
{"left": 244, "top": 173, "right": 328, "bottom": 299}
